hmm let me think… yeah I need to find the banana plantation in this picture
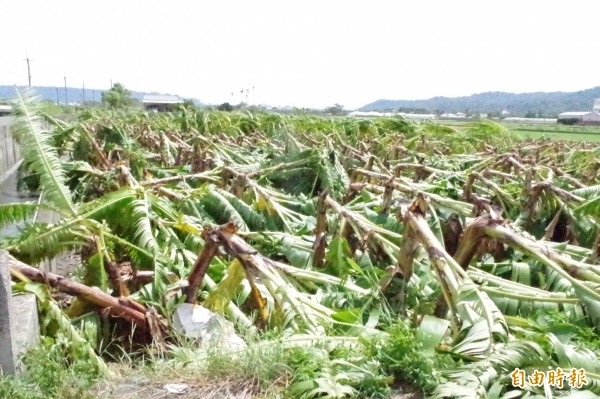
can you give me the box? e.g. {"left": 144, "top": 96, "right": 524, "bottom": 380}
{"left": 2, "top": 89, "right": 600, "bottom": 398}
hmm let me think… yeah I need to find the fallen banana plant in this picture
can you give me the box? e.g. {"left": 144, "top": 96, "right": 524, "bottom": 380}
{"left": 3, "top": 89, "right": 600, "bottom": 398}
{"left": 9, "top": 255, "right": 167, "bottom": 343}
{"left": 183, "top": 223, "right": 370, "bottom": 334}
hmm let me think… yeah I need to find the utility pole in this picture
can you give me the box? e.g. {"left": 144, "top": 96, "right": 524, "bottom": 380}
{"left": 24, "top": 53, "right": 34, "bottom": 87}
{"left": 64, "top": 76, "right": 68, "bottom": 105}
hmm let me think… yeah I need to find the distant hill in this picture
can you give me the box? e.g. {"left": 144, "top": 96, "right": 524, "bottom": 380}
{"left": 359, "top": 87, "right": 600, "bottom": 117}
{"left": 0, "top": 85, "right": 203, "bottom": 106}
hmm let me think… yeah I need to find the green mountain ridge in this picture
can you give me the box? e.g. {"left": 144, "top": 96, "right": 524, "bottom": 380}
{"left": 359, "top": 87, "right": 600, "bottom": 117}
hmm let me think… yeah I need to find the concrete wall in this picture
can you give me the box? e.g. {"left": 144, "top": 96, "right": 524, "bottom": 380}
{"left": 0, "top": 117, "right": 21, "bottom": 183}
{"left": 1, "top": 250, "right": 40, "bottom": 375}
{"left": 0, "top": 117, "right": 63, "bottom": 274}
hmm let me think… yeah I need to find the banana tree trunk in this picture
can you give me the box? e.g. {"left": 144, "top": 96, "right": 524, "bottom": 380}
{"left": 312, "top": 192, "right": 329, "bottom": 268}
{"left": 183, "top": 229, "right": 221, "bottom": 304}
{"left": 9, "top": 256, "right": 148, "bottom": 327}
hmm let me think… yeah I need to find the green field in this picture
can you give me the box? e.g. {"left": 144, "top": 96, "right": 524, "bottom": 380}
{"left": 437, "top": 119, "right": 600, "bottom": 142}
{"left": 507, "top": 124, "right": 600, "bottom": 142}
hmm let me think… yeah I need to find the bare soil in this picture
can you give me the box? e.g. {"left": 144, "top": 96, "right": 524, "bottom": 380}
{"left": 94, "top": 375, "right": 262, "bottom": 399}
{"left": 92, "top": 373, "right": 424, "bottom": 399}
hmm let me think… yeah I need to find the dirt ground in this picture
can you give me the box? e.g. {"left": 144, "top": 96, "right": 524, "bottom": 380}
{"left": 94, "top": 378, "right": 255, "bottom": 399}
{"left": 92, "top": 374, "right": 424, "bottom": 399}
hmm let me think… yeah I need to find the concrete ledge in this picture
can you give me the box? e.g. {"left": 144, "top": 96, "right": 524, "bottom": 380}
{"left": 12, "top": 294, "right": 40, "bottom": 372}
{"left": 0, "top": 159, "right": 22, "bottom": 186}
{"left": 0, "top": 250, "right": 40, "bottom": 375}
{"left": 0, "top": 250, "right": 17, "bottom": 375}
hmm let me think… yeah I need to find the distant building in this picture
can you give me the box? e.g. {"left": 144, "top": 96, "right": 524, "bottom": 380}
{"left": 348, "top": 111, "right": 436, "bottom": 120}
{"left": 557, "top": 112, "right": 600, "bottom": 125}
{"left": 142, "top": 94, "right": 183, "bottom": 112}
{"left": 399, "top": 112, "right": 436, "bottom": 121}
{"left": 439, "top": 112, "right": 466, "bottom": 119}
{"left": 503, "top": 117, "right": 557, "bottom": 124}
{"left": 0, "top": 104, "right": 11, "bottom": 116}
{"left": 349, "top": 111, "right": 396, "bottom": 117}
{"left": 594, "top": 99, "right": 600, "bottom": 114}
{"left": 558, "top": 99, "right": 600, "bottom": 125}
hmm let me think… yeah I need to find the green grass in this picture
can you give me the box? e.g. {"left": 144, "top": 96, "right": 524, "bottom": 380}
{"left": 513, "top": 129, "right": 600, "bottom": 142}
{"left": 434, "top": 119, "right": 600, "bottom": 142}
{"left": 1, "top": 325, "right": 431, "bottom": 399}
{"left": 505, "top": 122, "right": 600, "bottom": 141}
{"left": 0, "top": 336, "right": 99, "bottom": 399}
{"left": 119, "top": 333, "right": 396, "bottom": 399}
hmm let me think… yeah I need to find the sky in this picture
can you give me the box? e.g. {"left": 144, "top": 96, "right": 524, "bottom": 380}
{"left": 1, "top": 0, "right": 598, "bottom": 109}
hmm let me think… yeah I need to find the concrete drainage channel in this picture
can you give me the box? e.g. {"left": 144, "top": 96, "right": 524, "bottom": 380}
{"left": 0, "top": 116, "right": 66, "bottom": 271}
{"left": 0, "top": 116, "right": 25, "bottom": 238}
{"left": 0, "top": 116, "right": 74, "bottom": 375}
{"left": 0, "top": 117, "right": 37, "bottom": 375}
{"left": 0, "top": 116, "right": 24, "bottom": 239}
{"left": 0, "top": 250, "right": 40, "bottom": 375}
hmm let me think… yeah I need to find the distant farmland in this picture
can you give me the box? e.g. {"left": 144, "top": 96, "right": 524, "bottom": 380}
{"left": 437, "top": 119, "right": 600, "bottom": 142}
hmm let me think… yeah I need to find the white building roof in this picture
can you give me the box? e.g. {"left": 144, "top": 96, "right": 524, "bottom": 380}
{"left": 503, "top": 117, "right": 558, "bottom": 123}
{"left": 558, "top": 112, "right": 591, "bottom": 117}
{"left": 349, "top": 111, "right": 395, "bottom": 117}
{"left": 142, "top": 94, "right": 183, "bottom": 104}
{"left": 440, "top": 113, "right": 466, "bottom": 119}
{"left": 399, "top": 112, "right": 436, "bottom": 120}
{"left": 349, "top": 111, "right": 436, "bottom": 119}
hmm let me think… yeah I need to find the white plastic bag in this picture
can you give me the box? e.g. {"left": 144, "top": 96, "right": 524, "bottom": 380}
{"left": 172, "top": 304, "right": 246, "bottom": 350}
